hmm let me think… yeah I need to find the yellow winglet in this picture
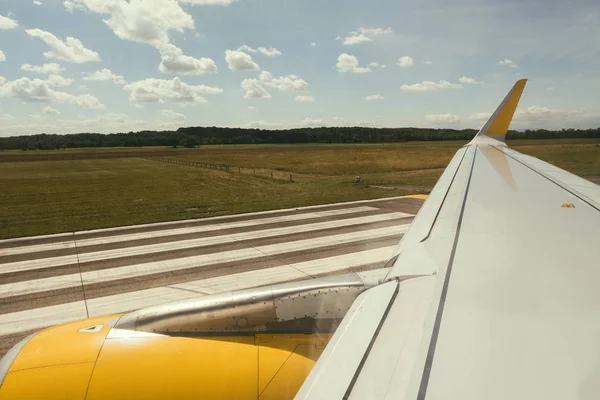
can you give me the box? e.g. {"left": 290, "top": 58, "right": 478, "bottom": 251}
{"left": 476, "top": 79, "right": 527, "bottom": 142}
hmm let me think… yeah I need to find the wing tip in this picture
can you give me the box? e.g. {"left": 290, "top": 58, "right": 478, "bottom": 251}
{"left": 476, "top": 79, "right": 528, "bottom": 143}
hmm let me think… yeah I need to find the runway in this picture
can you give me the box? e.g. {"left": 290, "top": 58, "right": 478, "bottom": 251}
{"left": 0, "top": 195, "right": 425, "bottom": 356}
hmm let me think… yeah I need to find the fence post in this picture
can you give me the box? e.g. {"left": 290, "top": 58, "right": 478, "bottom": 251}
{"left": 238, "top": 167, "right": 241, "bottom": 173}
{"left": 290, "top": 174, "right": 292, "bottom": 182}
{"left": 253, "top": 169, "right": 256, "bottom": 176}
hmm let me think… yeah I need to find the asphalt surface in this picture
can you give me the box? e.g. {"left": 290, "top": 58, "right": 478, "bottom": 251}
{"left": 0, "top": 196, "right": 424, "bottom": 356}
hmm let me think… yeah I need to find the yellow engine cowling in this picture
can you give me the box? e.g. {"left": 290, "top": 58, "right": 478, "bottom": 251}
{"left": 0, "top": 315, "right": 331, "bottom": 400}
{"left": 1, "top": 271, "right": 391, "bottom": 399}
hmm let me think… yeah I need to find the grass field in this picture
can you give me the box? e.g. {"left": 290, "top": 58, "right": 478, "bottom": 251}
{"left": 1, "top": 139, "right": 599, "bottom": 239}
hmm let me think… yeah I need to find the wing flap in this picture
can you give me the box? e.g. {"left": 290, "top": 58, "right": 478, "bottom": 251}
{"left": 347, "top": 276, "right": 436, "bottom": 399}
{"left": 387, "top": 145, "right": 476, "bottom": 280}
{"left": 386, "top": 147, "right": 468, "bottom": 261}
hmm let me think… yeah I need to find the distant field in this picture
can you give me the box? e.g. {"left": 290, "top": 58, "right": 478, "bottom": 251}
{"left": 1, "top": 139, "right": 599, "bottom": 239}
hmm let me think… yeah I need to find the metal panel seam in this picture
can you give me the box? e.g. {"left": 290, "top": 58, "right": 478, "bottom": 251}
{"left": 259, "top": 343, "right": 299, "bottom": 397}
{"left": 343, "top": 282, "right": 400, "bottom": 399}
{"left": 82, "top": 334, "right": 109, "bottom": 400}
{"left": 416, "top": 146, "right": 478, "bottom": 400}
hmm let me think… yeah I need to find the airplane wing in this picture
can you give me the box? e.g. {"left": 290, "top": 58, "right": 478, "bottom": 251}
{"left": 296, "top": 79, "right": 600, "bottom": 399}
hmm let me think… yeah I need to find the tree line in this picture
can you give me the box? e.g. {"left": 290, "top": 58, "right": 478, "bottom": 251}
{"left": 1, "top": 126, "right": 599, "bottom": 150}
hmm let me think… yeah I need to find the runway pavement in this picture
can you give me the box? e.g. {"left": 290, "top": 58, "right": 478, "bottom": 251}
{"left": 0, "top": 195, "right": 425, "bottom": 356}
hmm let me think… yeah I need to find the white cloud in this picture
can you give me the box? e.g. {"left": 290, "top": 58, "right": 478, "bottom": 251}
{"left": 64, "top": 1, "right": 86, "bottom": 12}
{"left": 83, "top": 68, "right": 126, "bottom": 84}
{"left": 338, "top": 33, "right": 371, "bottom": 45}
{"left": 0, "top": 114, "right": 15, "bottom": 121}
{"left": 124, "top": 77, "right": 223, "bottom": 104}
{"left": 311, "top": 42, "right": 317, "bottom": 47}
{"left": 0, "top": 114, "right": 154, "bottom": 135}
{"left": 426, "top": 113, "right": 461, "bottom": 123}
{"left": 25, "top": 28, "right": 100, "bottom": 63}
{"left": 355, "top": 120, "right": 376, "bottom": 127}
{"left": 134, "top": 104, "right": 144, "bottom": 109}
{"left": 238, "top": 45, "right": 281, "bottom": 57}
{"left": 7, "top": 72, "right": 73, "bottom": 87}
{"left": 458, "top": 76, "right": 482, "bottom": 85}
{"left": 400, "top": 80, "right": 462, "bottom": 92}
{"left": 158, "top": 43, "right": 217, "bottom": 75}
{"left": 21, "top": 63, "right": 64, "bottom": 75}
{"left": 0, "top": 51, "right": 5, "bottom": 63}
{"left": 423, "top": 60, "right": 433, "bottom": 65}
{"left": 237, "top": 45, "right": 257, "bottom": 53}
{"left": 547, "top": 87, "right": 555, "bottom": 91}
{"left": 257, "top": 47, "right": 281, "bottom": 57}
{"left": 161, "top": 109, "right": 186, "bottom": 120}
{"left": 301, "top": 117, "right": 324, "bottom": 127}
{"left": 397, "top": 56, "right": 414, "bottom": 68}
{"left": 0, "top": 15, "right": 18, "bottom": 30}
{"left": 259, "top": 71, "right": 308, "bottom": 92}
{"left": 34, "top": 1, "right": 42, "bottom": 5}
{"left": 365, "top": 94, "right": 385, "bottom": 101}
{"left": 246, "top": 120, "right": 283, "bottom": 129}
{"left": 368, "top": 62, "right": 386, "bottom": 69}
{"left": 225, "top": 49, "right": 260, "bottom": 71}
{"left": 244, "top": 117, "right": 383, "bottom": 130}
{"left": 72, "top": 0, "right": 194, "bottom": 47}
{"left": 62, "top": 113, "right": 142, "bottom": 130}
{"left": 498, "top": 58, "right": 518, "bottom": 68}
{"left": 66, "top": 2, "right": 216, "bottom": 77}
{"left": 0, "top": 77, "right": 104, "bottom": 108}
{"left": 336, "top": 53, "right": 371, "bottom": 74}
{"left": 241, "top": 79, "right": 271, "bottom": 99}
{"left": 295, "top": 95, "right": 315, "bottom": 102}
{"left": 469, "top": 112, "right": 492, "bottom": 121}
{"left": 46, "top": 75, "right": 74, "bottom": 87}
{"left": 337, "top": 27, "right": 392, "bottom": 46}
{"left": 0, "top": 76, "right": 6, "bottom": 85}
{"left": 43, "top": 106, "right": 60, "bottom": 115}
{"left": 515, "top": 106, "right": 586, "bottom": 120}
{"left": 513, "top": 107, "right": 600, "bottom": 128}
{"left": 358, "top": 27, "right": 393, "bottom": 36}
{"left": 247, "top": 106, "right": 257, "bottom": 110}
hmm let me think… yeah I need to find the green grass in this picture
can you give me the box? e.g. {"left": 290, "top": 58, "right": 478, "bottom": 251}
{"left": 0, "top": 158, "right": 405, "bottom": 239}
{"left": 1, "top": 139, "right": 599, "bottom": 239}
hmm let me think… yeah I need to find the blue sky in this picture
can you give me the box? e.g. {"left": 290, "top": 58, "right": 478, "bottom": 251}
{"left": 0, "top": 0, "right": 599, "bottom": 136}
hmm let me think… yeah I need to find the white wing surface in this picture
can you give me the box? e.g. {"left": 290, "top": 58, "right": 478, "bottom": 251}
{"left": 296, "top": 79, "right": 600, "bottom": 400}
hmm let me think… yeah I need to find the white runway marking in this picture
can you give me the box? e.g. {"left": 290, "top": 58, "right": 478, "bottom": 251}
{"left": 0, "top": 212, "right": 410, "bottom": 274}
{"left": 1, "top": 206, "right": 381, "bottom": 257}
{"left": 0, "top": 246, "right": 396, "bottom": 335}
{"left": 0, "top": 196, "right": 422, "bottom": 340}
{"left": 0, "top": 225, "right": 407, "bottom": 298}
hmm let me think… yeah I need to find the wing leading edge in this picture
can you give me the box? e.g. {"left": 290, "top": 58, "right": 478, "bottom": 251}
{"left": 296, "top": 79, "right": 600, "bottom": 399}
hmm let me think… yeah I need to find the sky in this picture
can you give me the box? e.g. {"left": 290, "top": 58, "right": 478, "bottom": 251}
{"left": 0, "top": 0, "right": 599, "bottom": 136}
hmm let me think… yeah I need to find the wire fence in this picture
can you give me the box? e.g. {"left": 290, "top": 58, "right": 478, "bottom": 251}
{"left": 150, "top": 157, "right": 296, "bottom": 182}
